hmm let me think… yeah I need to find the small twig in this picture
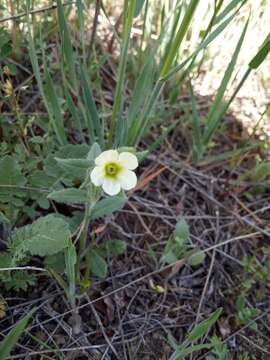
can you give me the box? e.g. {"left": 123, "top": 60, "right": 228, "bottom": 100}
{"left": 190, "top": 208, "right": 220, "bottom": 360}
{"left": 230, "top": 192, "right": 264, "bottom": 225}
{"left": 88, "top": 0, "right": 101, "bottom": 58}
{"left": 85, "top": 294, "right": 119, "bottom": 358}
{"left": 0, "top": 266, "right": 46, "bottom": 272}
{"left": 238, "top": 333, "right": 270, "bottom": 356}
{"left": 196, "top": 251, "right": 216, "bottom": 323}
{"left": 0, "top": 184, "right": 49, "bottom": 193}
{"left": 127, "top": 200, "right": 154, "bottom": 238}
{"left": 7, "top": 0, "right": 16, "bottom": 55}
{"left": 0, "top": 1, "right": 75, "bottom": 23}
{"left": 108, "top": 258, "right": 129, "bottom": 360}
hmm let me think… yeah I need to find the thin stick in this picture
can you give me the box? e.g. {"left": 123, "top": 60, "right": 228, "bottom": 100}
{"left": 0, "top": 1, "right": 75, "bottom": 23}
{"left": 88, "top": 0, "right": 101, "bottom": 58}
{"left": 0, "top": 266, "right": 46, "bottom": 272}
{"left": 86, "top": 294, "right": 119, "bottom": 358}
{"left": 7, "top": 0, "right": 16, "bottom": 55}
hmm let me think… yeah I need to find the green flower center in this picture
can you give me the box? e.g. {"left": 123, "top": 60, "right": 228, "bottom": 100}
{"left": 105, "top": 162, "right": 121, "bottom": 178}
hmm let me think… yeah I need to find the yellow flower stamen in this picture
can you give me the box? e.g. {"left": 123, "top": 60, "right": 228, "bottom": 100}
{"left": 104, "top": 162, "right": 121, "bottom": 178}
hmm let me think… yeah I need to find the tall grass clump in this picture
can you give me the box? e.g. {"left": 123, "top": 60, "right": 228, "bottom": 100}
{"left": 25, "top": 0, "right": 269, "bottom": 157}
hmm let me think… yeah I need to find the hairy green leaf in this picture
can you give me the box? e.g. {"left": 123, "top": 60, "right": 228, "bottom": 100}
{"left": 45, "top": 252, "right": 66, "bottom": 273}
{"left": 0, "top": 156, "right": 26, "bottom": 202}
{"left": 187, "top": 308, "right": 223, "bottom": 342}
{"left": 13, "top": 215, "right": 70, "bottom": 257}
{"left": 91, "top": 195, "right": 127, "bottom": 220}
{"left": 174, "top": 219, "right": 189, "bottom": 241}
{"left": 105, "top": 240, "right": 127, "bottom": 256}
{"left": 88, "top": 249, "right": 107, "bottom": 278}
{"left": 48, "top": 188, "right": 88, "bottom": 204}
{"left": 188, "top": 249, "right": 206, "bottom": 267}
{"left": 55, "top": 157, "right": 91, "bottom": 169}
{"left": 87, "top": 142, "right": 102, "bottom": 162}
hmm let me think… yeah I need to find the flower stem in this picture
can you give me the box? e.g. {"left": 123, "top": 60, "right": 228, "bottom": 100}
{"left": 75, "top": 201, "right": 91, "bottom": 280}
{"left": 82, "top": 232, "right": 96, "bottom": 289}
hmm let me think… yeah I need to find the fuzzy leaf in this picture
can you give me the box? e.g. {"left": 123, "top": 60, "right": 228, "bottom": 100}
{"left": 44, "top": 144, "right": 89, "bottom": 183}
{"left": 91, "top": 195, "right": 127, "bottom": 220}
{"left": 161, "top": 219, "right": 190, "bottom": 265}
{"left": 88, "top": 250, "right": 107, "bottom": 278}
{"left": 187, "top": 308, "right": 223, "bottom": 342}
{"left": 0, "top": 156, "right": 26, "bottom": 201}
{"left": 55, "top": 157, "right": 91, "bottom": 173}
{"left": 13, "top": 215, "right": 70, "bottom": 257}
{"left": 87, "top": 142, "right": 102, "bottom": 162}
{"left": 48, "top": 188, "right": 88, "bottom": 204}
{"left": 188, "top": 249, "right": 206, "bottom": 267}
{"left": 161, "top": 244, "right": 180, "bottom": 264}
{"left": 106, "top": 240, "right": 127, "bottom": 256}
{"left": 0, "top": 252, "right": 12, "bottom": 268}
{"left": 45, "top": 252, "right": 66, "bottom": 273}
{"left": 4, "top": 272, "right": 36, "bottom": 291}
{"left": 174, "top": 219, "right": 189, "bottom": 240}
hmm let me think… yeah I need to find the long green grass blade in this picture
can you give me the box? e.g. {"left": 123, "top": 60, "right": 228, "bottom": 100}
{"left": 159, "top": 3, "right": 182, "bottom": 73}
{"left": 214, "top": 0, "right": 247, "bottom": 25}
{"left": 135, "top": 0, "right": 146, "bottom": 17}
{"left": 218, "top": 68, "right": 251, "bottom": 120}
{"left": 203, "top": 17, "right": 249, "bottom": 145}
{"left": 138, "top": 0, "right": 149, "bottom": 61}
{"left": 130, "top": 80, "right": 164, "bottom": 145}
{"left": 108, "top": 0, "right": 137, "bottom": 148}
{"left": 160, "top": 0, "right": 200, "bottom": 77}
{"left": 187, "top": 308, "right": 223, "bottom": 342}
{"left": 56, "top": 0, "right": 77, "bottom": 89}
{"left": 126, "top": 53, "right": 155, "bottom": 143}
{"left": 129, "top": 12, "right": 235, "bottom": 146}
{"left": 185, "top": 0, "right": 225, "bottom": 81}
{"left": 80, "top": 65, "right": 103, "bottom": 147}
{"left": 64, "top": 85, "right": 85, "bottom": 142}
{"left": 170, "top": 343, "right": 212, "bottom": 360}
{"left": 249, "top": 33, "right": 270, "bottom": 69}
{"left": 0, "top": 307, "right": 36, "bottom": 360}
{"left": 139, "top": 118, "right": 182, "bottom": 162}
{"left": 44, "top": 65, "right": 67, "bottom": 145}
{"left": 76, "top": 0, "right": 86, "bottom": 64}
{"left": 203, "top": 31, "right": 270, "bottom": 141}
{"left": 198, "top": 143, "right": 257, "bottom": 166}
{"left": 188, "top": 82, "right": 203, "bottom": 161}
{"left": 163, "top": 12, "right": 236, "bottom": 81}
{"left": 26, "top": 0, "right": 66, "bottom": 146}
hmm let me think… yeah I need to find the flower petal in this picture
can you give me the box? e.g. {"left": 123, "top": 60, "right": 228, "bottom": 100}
{"left": 119, "top": 152, "right": 138, "bottom": 170}
{"left": 95, "top": 150, "right": 119, "bottom": 166}
{"left": 118, "top": 169, "right": 137, "bottom": 190}
{"left": 102, "top": 179, "right": 121, "bottom": 196}
{"left": 90, "top": 166, "right": 104, "bottom": 186}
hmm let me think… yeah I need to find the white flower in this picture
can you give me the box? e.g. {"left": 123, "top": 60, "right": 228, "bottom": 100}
{"left": 90, "top": 150, "right": 138, "bottom": 196}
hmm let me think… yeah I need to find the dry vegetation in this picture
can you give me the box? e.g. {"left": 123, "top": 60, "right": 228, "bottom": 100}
{"left": 0, "top": 1, "right": 270, "bottom": 359}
